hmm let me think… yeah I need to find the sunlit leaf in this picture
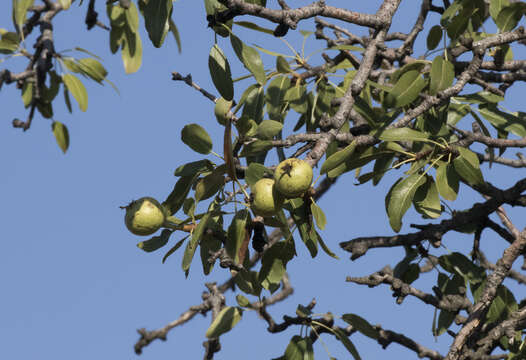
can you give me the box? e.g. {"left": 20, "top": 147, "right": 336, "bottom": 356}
{"left": 205, "top": 306, "right": 243, "bottom": 338}
{"left": 62, "top": 74, "right": 88, "bottom": 112}
{"left": 231, "top": 34, "right": 266, "bottom": 85}
{"left": 429, "top": 56, "right": 455, "bottom": 95}
{"left": 52, "top": 121, "right": 69, "bottom": 153}
{"left": 386, "top": 174, "right": 426, "bottom": 232}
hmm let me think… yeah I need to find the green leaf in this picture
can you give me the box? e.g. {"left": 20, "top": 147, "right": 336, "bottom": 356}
{"left": 168, "top": 18, "right": 182, "bottom": 53}
{"left": 209, "top": 45, "right": 234, "bottom": 101}
{"left": 430, "top": 56, "right": 455, "bottom": 95}
{"left": 77, "top": 58, "right": 108, "bottom": 83}
{"left": 284, "top": 336, "right": 314, "bottom": 360}
{"left": 386, "top": 174, "right": 426, "bottom": 232}
{"left": 63, "top": 86, "right": 73, "bottom": 113}
{"left": 320, "top": 141, "right": 356, "bottom": 174}
{"left": 284, "top": 85, "right": 308, "bottom": 114}
{"left": 234, "top": 21, "right": 273, "bottom": 35}
{"left": 52, "top": 121, "right": 69, "bottom": 154}
{"left": 496, "top": 2, "right": 526, "bottom": 32}
{"left": 310, "top": 200, "right": 326, "bottom": 230}
{"left": 236, "top": 294, "right": 251, "bottom": 307}
{"left": 226, "top": 210, "right": 250, "bottom": 264}
{"left": 121, "top": 27, "right": 143, "bottom": 74}
{"left": 384, "top": 70, "right": 427, "bottom": 108}
{"left": 241, "top": 84, "right": 265, "bottom": 123}
{"left": 230, "top": 34, "right": 266, "bottom": 85}
{"left": 317, "top": 233, "right": 338, "bottom": 259}
{"left": 200, "top": 224, "right": 222, "bottom": 274}
{"left": 439, "top": 252, "right": 486, "bottom": 284}
{"left": 205, "top": 306, "right": 243, "bottom": 338}
{"left": 181, "top": 124, "right": 213, "bottom": 154}
{"left": 163, "top": 175, "right": 196, "bottom": 215}
{"left": 195, "top": 169, "right": 225, "bottom": 203}
{"left": 12, "top": 0, "right": 34, "bottom": 31}
{"left": 287, "top": 198, "right": 317, "bottom": 257}
{"left": 276, "top": 56, "right": 291, "bottom": 73}
{"left": 239, "top": 140, "right": 273, "bottom": 157}
{"left": 124, "top": 1, "right": 139, "bottom": 32}
{"left": 435, "top": 162, "right": 459, "bottom": 201}
{"left": 333, "top": 328, "right": 361, "bottom": 360}
{"left": 453, "top": 147, "right": 484, "bottom": 186}
{"left": 62, "top": 74, "right": 88, "bottom": 112}
{"left": 162, "top": 236, "right": 187, "bottom": 263}
{"left": 377, "top": 127, "right": 429, "bottom": 142}
{"left": 182, "top": 210, "right": 211, "bottom": 272}
{"left": 143, "top": 0, "right": 172, "bottom": 47}
{"left": 234, "top": 270, "right": 262, "bottom": 296}
{"left": 296, "top": 304, "right": 312, "bottom": 318}
{"left": 58, "top": 0, "right": 71, "bottom": 10}
{"left": 21, "top": 81, "right": 33, "bottom": 108}
{"left": 342, "top": 314, "right": 379, "bottom": 339}
{"left": 257, "top": 120, "right": 283, "bottom": 140}
{"left": 426, "top": 25, "right": 443, "bottom": 50}
{"left": 214, "top": 97, "right": 233, "bottom": 126}
{"left": 413, "top": 175, "right": 441, "bottom": 219}
{"left": 490, "top": 0, "right": 510, "bottom": 22}
{"left": 137, "top": 229, "right": 172, "bottom": 252}
{"left": 174, "top": 159, "right": 214, "bottom": 177}
{"left": 478, "top": 104, "right": 526, "bottom": 138}
{"left": 486, "top": 285, "right": 518, "bottom": 324}
{"left": 107, "top": 3, "right": 126, "bottom": 27}
{"left": 245, "top": 163, "right": 271, "bottom": 187}
{"left": 266, "top": 75, "right": 291, "bottom": 121}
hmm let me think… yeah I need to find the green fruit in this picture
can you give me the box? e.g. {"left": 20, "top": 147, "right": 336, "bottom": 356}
{"left": 251, "top": 178, "right": 284, "bottom": 217}
{"left": 274, "top": 158, "right": 313, "bottom": 198}
{"left": 124, "top": 197, "right": 166, "bottom": 236}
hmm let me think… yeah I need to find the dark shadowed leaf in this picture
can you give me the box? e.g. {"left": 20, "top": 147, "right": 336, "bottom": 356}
{"left": 320, "top": 141, "right": 356, "bottom": 174}
{"left": 266, "top": 75, "right": 291, "bottom": 121}
{"left": 182, "top": 211, "right": 211, "bottom": 272}
{"left": 426, "top": 25, "right": 442, "bottom": 50}
{"left": 137, "top": 229, "right": 172, "bottom": 252}
{"left": 163, "top": 175, "right": 196, "bottom": 215}
{"left": 496, "top": 2, "right": 526, "bottom": 32}
{"left": 257, "top": 120, "right": 283, "bottom": 140}
{"left": 226, "top": 210, "right": 250, "bottom": 264}
{"left": 144, "top": 0, "right": 172, "bottom": 47}
{"left": 205, "top": 306, "right": 243, "bottom": 338}
{"left": 174, "top": 159, "right": 214, "bottom": 177}
{"left": 230, "top": 34, "right": 266, "bottom": 85}
{"left": 245, "top": 162, "right": 272, "bottom": 187}
{"left": 413, "top": 175, "right": 441, "bottom": 219}
{"left": 439, "top": 252, "right": 485, "bottom": 284}
{"left": 209, "top": 45, "right": 234, "bottom": 101}
{"left": 162, "top": 235, "right": 188, "bottom": 263}
{"left": 181, "top": 124, "right": 213, "bottom": 154}
{"left": 333, "top": 328, "right": 361, "bottom": 360}
{"left": 284, "top": 336, "right": 314, "bottom": 360}
{"left": 342, "top": 313, "right": 379, "bottom": 339}
{"left": 214, "top": 97, "right": 233, "bottom": 125}
{"left": 239, "top": 140, "right": 273, "bottom": 157}
{"left": 276, "top": 56, "right": 291, "bottom": 73}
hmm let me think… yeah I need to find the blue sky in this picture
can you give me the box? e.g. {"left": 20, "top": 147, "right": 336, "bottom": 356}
{"left": 1, "top": 1, "right": 525, "bottom": 359}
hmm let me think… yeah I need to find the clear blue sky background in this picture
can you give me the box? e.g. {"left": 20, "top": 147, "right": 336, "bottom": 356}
{"left": 1, "top": 1, "right": 525, "bottom": 359}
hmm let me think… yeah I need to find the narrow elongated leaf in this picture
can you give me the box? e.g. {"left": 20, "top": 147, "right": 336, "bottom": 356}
{"left": 234, "top": 21, "right": 273, "bottom": 35}
{"left": 386, "top": 174, "right": 426, "bottom": 232}
{"left": 52, "top": 121, "right": 69, "bottom": 153}
{"left": 478, "top": 104, "right": 526, "bottom": 138}
{"left": 384, "top": 70, "right": 427, "bottom": 108}
{"left": 334, "top": 328, "right": 361, "bottom": 360}
{"left": 230, "top": 34, "right": 266, "bottom": 85}
{"left": 144, "top": 0, "right": 172, "bottom": 47}
{"left": 62, "top": 74, "right": 88, "bottom": 112}
{"left": 209, "top": 45, "right": 234, "bottom": 101}
{"left": 241, "top": 84, "right": 265, "bottom": 123}
{"left": 377, "top": 127, "right": 429, "bottom": 142}
{"left": 453, "top": 147, "right": 484, "bottom": 186}
{"left": 205, "top": 306, "right": 243, "bottom": 338}
{"left": 200, "top": 226, "right": 222, "bottom": 274}
{"left": 317, "top": 232, "right": 339, "bottom": 259}
{"left": 435, "top": 162, "right": 459, "bottom": 201}
{"left": 77, "top": 58, "right": 108, "bottom": 83}
{"left": 265, "top": 75, "right": 290, "bottom": 121}
{"left": 320, "top": 141, "right": 356, "bottom": 174}
{"left": 137, "top": 229, "right": 171, "bottom": 252}
{"left": 124, "top": 1, "right": 139, "bottom": 32}
{"left": 430, "top": 56, "right": 455, "bottom": 95}
{"left": 162, "top": 236, "right": 188, "bottom": 263}
{"left": 182, "top": 211, "right": 211, "bottom": 272}
{"left": 310, "top": 200, "right": 326, "bottom": 230}
{"left": 181, "top": 124, "right": 213, "bottom": 154}
{"left": 168, "top": 18, "right": 181, "bottom": 53}
{"left": 342, "top": 314, "right": 379, "bottom": 339}
{"left": 22, "top": 81, "right": 33, "bottom": 108}
{"left": 427, "top": 25, "right": 442, "bottom": 50}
